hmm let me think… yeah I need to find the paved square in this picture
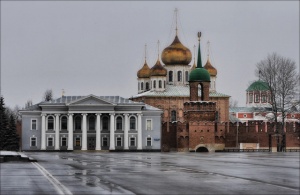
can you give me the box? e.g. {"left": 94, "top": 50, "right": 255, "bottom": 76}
{"left": 1, "top": 152, "right": 299, "bottom": 195}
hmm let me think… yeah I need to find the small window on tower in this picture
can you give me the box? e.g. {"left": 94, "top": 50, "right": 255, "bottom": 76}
{"left": 177, "top": 71, "right": 182, "bottom": 81}
{"left": 169, "top": 71, "right": 173, "bottom": 82}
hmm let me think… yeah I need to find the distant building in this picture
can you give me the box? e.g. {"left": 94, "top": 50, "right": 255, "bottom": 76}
{"left": 20, "top": 95, "right": 162, "bottom": 151}
{"left": 230, "top": 80, "right": 300, "bottom": 123}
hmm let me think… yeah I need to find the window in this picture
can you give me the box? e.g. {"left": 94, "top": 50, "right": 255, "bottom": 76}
{"left": 153, "top": 80, "right": 156, "bottom": 88}
{"left": 177, "top": 71, "right": 182, "bottom": 81}
{"left": 31, "top": 119, "right": 37, "bottom": 130}
{"left": 89, "top": 116, "right": 95, "bottom": 130}
{"left": 146, "top": 82, "right": 149, "bottom": 90}
{"left": 141, "top": 82, "right": 144, "bottom": 90}
{"left": 169, "top": 71, "right": 173, "bottom": 82}
{"left": 102, "top": 116, "right": 109, "bottom": 130}
{"left": 159, "top": 80, "right": 162, "bottom": 88}
{"left": 138, "top": 83, "right": 140, "bottom": 91}
{"left": 146, "top": 119, "right": 152, "bottom": 130}
{"left": 249, "top": 94, "right": 253, "bottom": 103}
{"left": 61, "top": 137, "right": 67, "bottom": 147}
{"left": 171, "top": 110, "right": 176, "bottom": 122}
{"left": 130, "top": 137, "right": 136, "bottom": 147}
{"left": 30, "top": 137, "right": 37, "bottom": 147}
{"left": 146, "top": 137, "right": 152, "bottom": 146}
{"left": 116, "top": 116, "right": 122, "bottom": 130}
{"left": 102, "top": 137, "right": 108, "bottom": 147}
{"left": 262, "top": 94, "right": 266, "bottom": 103}
{"left": 130, "top": 116, "right": 136, "bottom": 130}
{"left": 255, "top": 94, "right": 259, "bottom": 103}
{"left": 47, "top": 116, "right": 54, "bottom": 130}
{"left": 185, "top": 71, "right": 189, "bottom": 82}
{"left": 61, "top": 116, "right": 68, "bottom": 130}
{"left": 75, "top": 137, "right": 81, "bottom": 147}
{"left": 164, "top": 81, "right": 166, "bottom": 88}
{"left": 116, "top": 137, "right": 122, "bottom": 147}
{"left": 74, "top": 116, "right": 81, "bottom": 130}
{"left": 48, "top": 137, "right": 53, "bottom": 147}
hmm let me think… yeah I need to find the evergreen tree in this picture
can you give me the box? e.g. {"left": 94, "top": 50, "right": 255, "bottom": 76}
{"left": 5, "top": 115, "right": 20, "bottom": 151}
{"left": 0, "top": 97, "right": 9, "bottom": 150}
{"left": 0, "top": 97, "right": 20, "bottom": 151}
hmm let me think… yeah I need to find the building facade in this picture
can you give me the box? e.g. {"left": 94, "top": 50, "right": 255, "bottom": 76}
{"left": 20, "top": 95, "right": 162, "bottom": 151}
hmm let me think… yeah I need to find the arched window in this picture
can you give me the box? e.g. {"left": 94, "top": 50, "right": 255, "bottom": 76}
{"left": 141, "top": 82, "right": 144, "bottom": 90}
{"left": 61, "top": 116, "right": 68, "bottom": 130}
{"left": 130, "top": 116, "right": 136, "bottom": 130}
{"left": 102, "top": 116, "right": 109, "bottom": 130}
{"left": 47, "top": 116, "right": 54, "bottom": 130}
{"left": 169, "top": 71, "right": 173, "bottom": 82}
{"left": 164, "top": 81, "right": 166, "bottom": 88}
{"left": 177, "top": 71, "right": 182, "bottom": 81}
{"left": 185, "top": 71, "right": 189, "bottom": 82}
{"left": 159, "top": 80, "right": 162, "bottom": 88}
{"left": 89, "top": 116, "right": 95, "bottom": 130}
{"left": 138, "top": 83, "right": 140, "bottom": 91}
{"left": 153, "top": 80, "right": 156, "bottom": 88}
{"left": 116, "top": 116, "right": 122, "bottom": 130}
{"left": 171, "top": 110, "right": 177, "bottom": 122}
{"left": 146, "top": 82, "right": 149, "bottom": 90}
{"left": 74, "top": 115, "right": 81, "bottom": 130}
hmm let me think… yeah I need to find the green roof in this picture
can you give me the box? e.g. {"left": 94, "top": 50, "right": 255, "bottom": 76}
{"left": 246, "top": 80, "right": 270, "bottom": 91}
{"left": 189, "top": 34, "right": 210, "bottom": 82}
{"left": 189, "top": 68, "right": 210, "bottom": 82}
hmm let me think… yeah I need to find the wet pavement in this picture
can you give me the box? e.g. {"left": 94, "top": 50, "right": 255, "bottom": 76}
{"left": 1, "top": 152, "right": 299, "bottom": 195}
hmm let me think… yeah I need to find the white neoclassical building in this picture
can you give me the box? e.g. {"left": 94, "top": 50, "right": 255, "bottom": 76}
{"left": 20, "top": 95, "right": 162, "bottom": 151}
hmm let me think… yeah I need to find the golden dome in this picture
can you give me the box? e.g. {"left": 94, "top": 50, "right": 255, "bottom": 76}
{"left": 204, "top": 58, "right": 217, "bottom": 76}
{"left": 137, "top": 61, "right": 151, "bottom": 78}
{"left": 150, "top": 59, "right": 167, "bottom": 76}
{"left": 161, "top": 35, "right": 192, "bottom": 65}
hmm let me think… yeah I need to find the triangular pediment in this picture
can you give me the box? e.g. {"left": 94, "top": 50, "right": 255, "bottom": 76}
{"left": 68, "top": 95, "right": 115, "bottom": 106}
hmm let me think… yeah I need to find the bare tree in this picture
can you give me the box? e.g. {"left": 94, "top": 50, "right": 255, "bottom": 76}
{"left": 229, "top": 98, "right": 239, "bottom": 108}
{"left": 43, "top": 89, "right": 53, "bottom": 102}
{"left": 255, "top": 52, "right": 299, "bottom": 151}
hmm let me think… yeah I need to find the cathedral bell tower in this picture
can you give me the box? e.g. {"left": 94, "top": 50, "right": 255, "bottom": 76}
{"left": 184, "top": 32, "right": 218, "bottom": 152}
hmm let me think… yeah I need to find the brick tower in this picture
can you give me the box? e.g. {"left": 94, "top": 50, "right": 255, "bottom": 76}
{"left": 184, "top": 32, "right": 218, "bottom": 152}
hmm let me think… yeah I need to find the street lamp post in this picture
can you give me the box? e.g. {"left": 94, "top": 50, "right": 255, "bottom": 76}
{"left": 236, "top": 122, "right": 239, "bottom": 149}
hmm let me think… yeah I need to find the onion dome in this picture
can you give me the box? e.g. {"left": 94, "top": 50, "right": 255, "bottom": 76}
{"left": 161, "top": 35, "right": 192, "bottom": 65}
{"left": 137, "top": 61, "right": 151, "bottom": 78}
{"left": 189, "top": 32, "right": 210, "bottom": 82}
{"left": 150, "top": 59, "right": 167, "bottom": 76}
{"left": 246, "top": 80, "right": 269, "bottom": 91}
{"left": 204, "top": 58, "right": 217, "bottom": 76}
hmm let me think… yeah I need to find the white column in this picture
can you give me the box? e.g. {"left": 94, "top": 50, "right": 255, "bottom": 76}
{"left": 124, "top": 114, "right": 129, "bottom": 150}
{"left": 55, "top": 114, "right": 60, "bottom": 150}
{"left": 95, "top": 113, "right": 101, "bottom": 150}
{"left": 137, "top": 113, "right": 143, "bottom": 150}
{"left": 81, "top": 113, "right": 87, "bottom": 150}
{"left": 41, "top": 114, "right": 46, "bottom": 150}
{"left": 67, "top": 114, "right": 73, "bottom": 150}
{"left": 109, "top": 113, "right": 115, "bottom": 150}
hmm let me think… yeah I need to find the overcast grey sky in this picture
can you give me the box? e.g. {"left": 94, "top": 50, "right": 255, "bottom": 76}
{"left": 1, "top": 1, "right": 299, "bottom": 108}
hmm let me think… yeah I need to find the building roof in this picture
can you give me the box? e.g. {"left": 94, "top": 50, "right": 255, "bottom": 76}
{"left": 246, "top": 80, "right": 269, "bottom": 91}
{"left": 131, "top": 85, "right": 230, "bottom": 98}
{"left": 229, "top": 106, "right": 272, "bottom": 113}
{"left": 22, "top": 95, "right": 161, "bottom": 111}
